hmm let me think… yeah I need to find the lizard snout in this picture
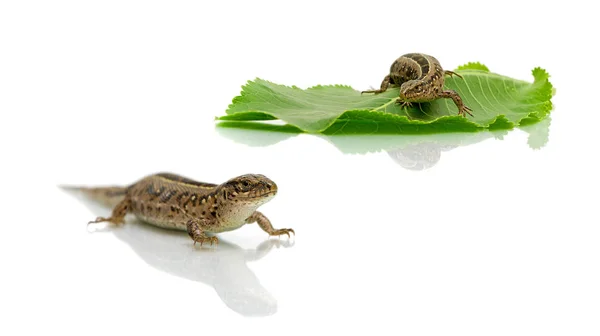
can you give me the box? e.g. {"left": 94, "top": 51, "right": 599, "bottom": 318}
{"left": 263, "top": 180, "right": 277, "bottom": 192}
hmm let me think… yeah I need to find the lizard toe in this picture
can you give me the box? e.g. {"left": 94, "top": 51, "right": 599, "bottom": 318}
{"left": 270, "top": 228, "right": 295, "bottom": 238}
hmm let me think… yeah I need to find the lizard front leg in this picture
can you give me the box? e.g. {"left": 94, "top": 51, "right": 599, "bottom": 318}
{"left": 361, "top": 75, "right": 391, "bottom": 94}
{"left": 88, "top": 198, "right": 131, "bottom": 225}
{"left": 186, "top": 218, "right": 218, "bottom": 246}
{"left": 438, "top": 90, "right": 473, "bottom": 117}
{"left": 246, "top": 211, "right": 295, "bottom": 238}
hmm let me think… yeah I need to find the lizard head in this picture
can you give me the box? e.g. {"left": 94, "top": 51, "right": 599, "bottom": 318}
{"left": 220, "top": 174, "right": 278, "bottom": 205}
{"left": 399, "top": 80, "right": 425, "bottom": 100}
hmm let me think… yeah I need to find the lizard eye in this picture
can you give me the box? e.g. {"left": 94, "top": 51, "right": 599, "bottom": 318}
{"left": 242, "top": 181, "right": 249, "bottom": 187}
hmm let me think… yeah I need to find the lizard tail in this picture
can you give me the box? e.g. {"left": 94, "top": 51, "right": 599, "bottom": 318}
{"left": 59, "top": 185, "right": 129, "bottom": 208}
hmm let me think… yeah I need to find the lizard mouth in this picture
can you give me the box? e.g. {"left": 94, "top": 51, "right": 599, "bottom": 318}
{"left": 236, "top": 189, "right": 277, "bottom": 200}
{"left": 248, "top": 190, "right": 277, "bottom": 199}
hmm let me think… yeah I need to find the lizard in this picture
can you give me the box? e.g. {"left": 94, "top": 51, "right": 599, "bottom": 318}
{"left": 64, "top": 172, "right": 294, "bottom": 246}
{"left": 362, "top": 53, "right": 473, "bottom": 117}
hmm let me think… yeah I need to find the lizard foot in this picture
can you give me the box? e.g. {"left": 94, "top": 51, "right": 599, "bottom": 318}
{"left": 269, "top": 228, "right": 295, "bottom": 238}
{"left": 444, "top": 70, "right": 464, "bottom": 79}
{"left": 361, "top": 89, "right": 385, "bottom": 94}
{"left": 193, "top": 236, "right": 218, "bottom": 247}
{"left": 458, "top": 105, "right": 474, "bottom": 117}
{"left": 88, "top": 216, "right": 124, "bottom": 225}
{"left": 395, "top": 99, "right": 413, "bottom": 108}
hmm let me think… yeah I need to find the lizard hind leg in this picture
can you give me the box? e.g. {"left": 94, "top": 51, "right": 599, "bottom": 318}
{"left": 88, "top": 198, "right": 131, "bottom": 225}
{"left": 246, "top": 211, "right": 295, "bottom": 238}
{"left": 444, "top": 70, "right": 463, "bottom": 80}
{"left": 361, "top": 75, "right": 391, "bottom": 94}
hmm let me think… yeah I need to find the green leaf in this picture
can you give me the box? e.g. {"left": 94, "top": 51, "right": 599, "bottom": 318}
{"left": 456, "top": 62, "right": 490, "bottom": 71}
{"left": 217, "top": 64, "right": 554, "bottom": 135}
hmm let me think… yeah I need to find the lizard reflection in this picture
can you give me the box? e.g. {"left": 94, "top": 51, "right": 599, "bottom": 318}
{"left": 323, "top": 131, "right": 504, "bottom": 171}
{"left": 108, "top": 221, "right": 290, "bottom": 317}
{"left": 386, "top": 142, "right": 456, "bottom": 171}
{"left": 386, "top": 117, "right": 551, "bottom": 170}
{"left": 63, "top": 189, "right": 292, "bottom": 317}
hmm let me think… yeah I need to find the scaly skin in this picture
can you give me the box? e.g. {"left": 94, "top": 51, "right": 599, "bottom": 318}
{"left": 362, "top": 53, "right": 473, "bottom": 117}
{"left": 68, "top": 173, "right": 294, "bottom": 246}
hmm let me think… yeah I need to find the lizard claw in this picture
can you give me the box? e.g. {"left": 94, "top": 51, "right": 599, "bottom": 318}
{"left": 88, "top": 217, "right": 106, "bottom": 224}
{"left": 361, "top": 89, "right": 384, "bottom": 94}
{"left": 445, "top": 70, "right": 464, "bottom": 80}
{"left": 395, "top": 99, "right": 413, "bottom": 108}
{"left": 458, "top": 105, "right": 473, "bottom": 117}
{"left": 270, "top": 228, "right": 295, "bottom": 238}
{"left": 88, "top": 216, "right": 124, "bottom": 225}
{"left": 193, "top": 236, "right": 219, "bottom": 247}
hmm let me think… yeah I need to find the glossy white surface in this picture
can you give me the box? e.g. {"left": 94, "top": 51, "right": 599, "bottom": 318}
{"left": 1, "top": 0, "right": 599, "bottom": 335}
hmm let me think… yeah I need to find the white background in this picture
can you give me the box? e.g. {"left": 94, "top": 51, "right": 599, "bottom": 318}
{"left": 1, "top": 0, "right": 599, "bottom": 335}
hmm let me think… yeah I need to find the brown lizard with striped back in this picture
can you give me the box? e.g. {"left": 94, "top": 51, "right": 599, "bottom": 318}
{"left": 362, "top": 53, "right": 473, "bottom": 117}
{"left": 65, "top": 173, "right": 294, "bottom": 246}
